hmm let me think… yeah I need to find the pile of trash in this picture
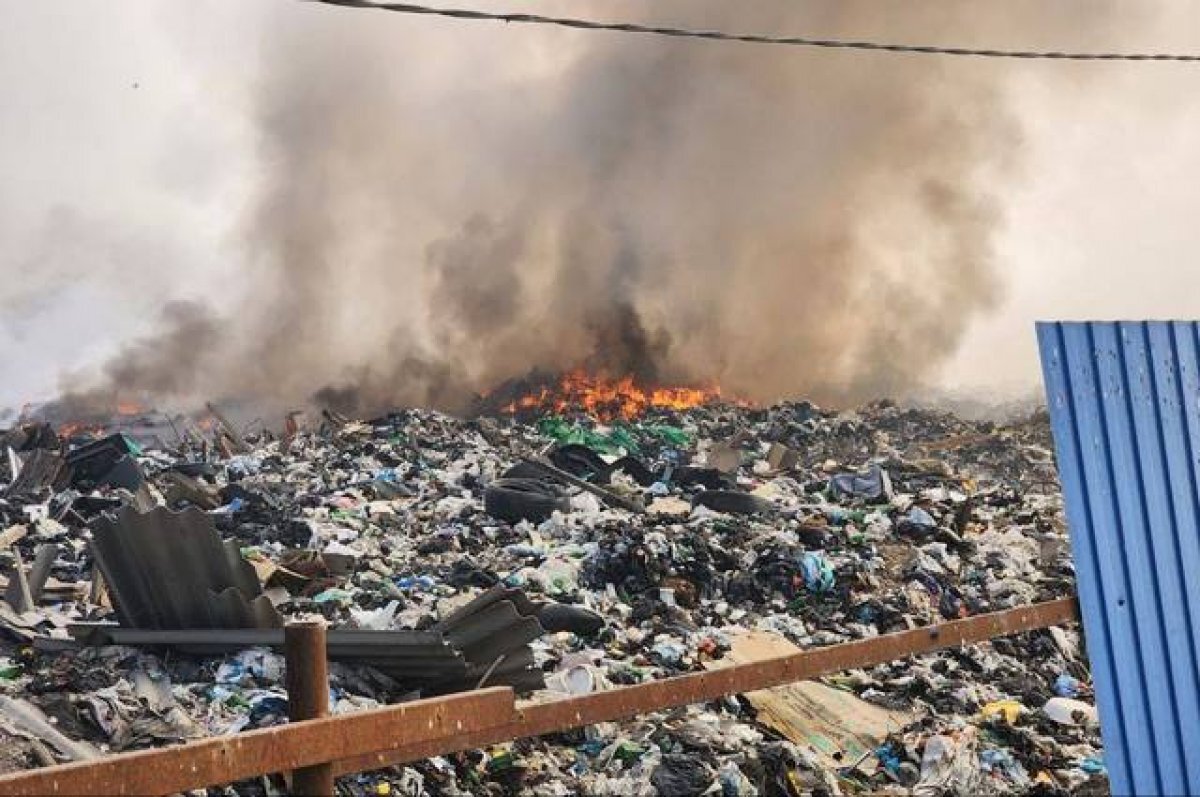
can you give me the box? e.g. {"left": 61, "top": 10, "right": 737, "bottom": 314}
{"left": 0, "top": 397, "right": 1106, "bottom": 795}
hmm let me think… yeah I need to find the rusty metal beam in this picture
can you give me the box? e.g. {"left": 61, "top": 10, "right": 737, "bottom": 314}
{"left": 334, "top": 596, "right": 1079, "bottom": 775}
{"left": 0, "top": 688, "right": 516, "bottom": 796}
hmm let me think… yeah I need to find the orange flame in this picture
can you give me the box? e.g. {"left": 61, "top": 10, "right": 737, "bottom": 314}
{"left": 55, "top": 398, "right": 147, "bottom": 438}
{"left": 503, "top": 369, "right": 735, "bottom": 420}
{"left": 58, "top": 421, "right": 106, "bottom": 440}
{"left": 116, "top": 400, "right": 145, "bottom": 416}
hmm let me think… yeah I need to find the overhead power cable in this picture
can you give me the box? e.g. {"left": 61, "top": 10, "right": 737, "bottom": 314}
{"left": 309, "top": 0, "right": 1200, "bottom": 63}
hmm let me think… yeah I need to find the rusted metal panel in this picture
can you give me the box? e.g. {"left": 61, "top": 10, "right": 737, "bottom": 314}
{"left": 0, "top": 688, "right": 516, "bottom": 796}
{"left": 334, "top": 597, "right": 1079, "bottom": 775}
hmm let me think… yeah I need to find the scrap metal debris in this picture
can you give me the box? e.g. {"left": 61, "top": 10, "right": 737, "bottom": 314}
{"left": 89, "top": 505, "right": 282, "bottom": 630}
{"left": 0, "top": 398, "right": 1102, "bottom": 795}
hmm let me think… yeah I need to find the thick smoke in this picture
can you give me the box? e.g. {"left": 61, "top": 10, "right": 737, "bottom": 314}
{"left": 52, "top": 1, "right": 1131, "bottom": 417}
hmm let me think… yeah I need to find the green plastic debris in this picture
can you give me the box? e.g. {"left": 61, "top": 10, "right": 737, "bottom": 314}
{"left": 800, "top": 552, "right": 836, "bottom": 593}
{"left": 537, "top": 417, "right": 574, "bottom": 440}
{"left": 487, "top": 750, "right": 517, "bottom": 773}
{"left": 604, "top": 423, "right": 641, "bottom": 453}
{"left": 608, "top": 662, "right": 648, "bottom": 683}
{"left": 613, "top": 741, "right": 646, "bottom": 762}
{"left": 215, "top": 690, "right": 250, "bottom": 709}
{"left": 642, "top": 424, "right": 690, "bottom": 446}
{"left": 824, "top": 507, "right": 867, "bottom": 527}
{"left": 313, "top": 588, "right": 355, "bottom": 605}
{"left": 537, "top": 417, "right": 636, "bottom": 455}
{"left": 538, "top": 417, "right": 690, "bottom": 458}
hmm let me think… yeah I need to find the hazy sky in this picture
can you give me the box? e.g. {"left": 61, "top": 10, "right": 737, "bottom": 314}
{"left": 2, "top": 2, "right": 1198, "bottom": 412}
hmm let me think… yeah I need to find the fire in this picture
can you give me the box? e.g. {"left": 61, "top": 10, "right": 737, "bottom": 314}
{"left": 52, "top": 398, "right": 147, "bottom": 439}
{"left": 57, "top": 421, "right": 106, "bottom": 440}
{"left": 116, "top": 400, "right": 145, "bottom": 416}
{"left": 503, "top": 369, "right": 733, "bottom": 420}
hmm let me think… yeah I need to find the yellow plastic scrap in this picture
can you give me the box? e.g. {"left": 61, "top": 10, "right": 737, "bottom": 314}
{"left": 376, "top": 783, "right": 392, "bottom": 796}
{"left": 980, "top": 699, "right": 1023, "bottom": 725}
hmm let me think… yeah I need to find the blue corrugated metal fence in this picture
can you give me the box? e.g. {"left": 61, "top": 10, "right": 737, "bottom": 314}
{"left": 1038, "top": 321, "right": 1200, "bottom": 796}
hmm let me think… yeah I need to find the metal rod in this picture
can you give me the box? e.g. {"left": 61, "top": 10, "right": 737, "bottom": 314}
{"left": 285, "top": 620, "right": 333, "bottom": 797}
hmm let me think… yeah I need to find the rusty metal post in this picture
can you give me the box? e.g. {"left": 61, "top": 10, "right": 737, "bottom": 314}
{"left": 285, "top": 619, "right": 333, "bottom": 796}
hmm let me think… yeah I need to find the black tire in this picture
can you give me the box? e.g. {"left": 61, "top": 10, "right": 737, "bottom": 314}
{"left": 605, "top": 456, "right": 657, "bottom": 487}
{"left": 536, "top": 603, "right": 605, "bottom": 635}
{"left": 691, "top": 489, "right": 776, "bottom": 516}
{"left": 673, "top": 466, "right": 735, "bottom": 490}
{"left": 485, "top": 478, "right": 570, "bottom": 523}
{"left": 501, "top": 461, "right": 559, "bottom": 482}
{"left": 549, "top": 444, "right": 610, "bottom": 480}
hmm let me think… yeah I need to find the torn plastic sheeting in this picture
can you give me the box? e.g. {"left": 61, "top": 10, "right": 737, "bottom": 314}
{"left": 0, "top": 696, "right": 100, "bottom": 762}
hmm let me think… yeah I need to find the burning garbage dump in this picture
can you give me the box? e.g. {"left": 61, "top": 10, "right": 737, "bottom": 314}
{"left": 0, "top": 382, "right": 1104, "bottom": 794}
{"left": 485, "top": 370, "right": 736, "bottom": 422}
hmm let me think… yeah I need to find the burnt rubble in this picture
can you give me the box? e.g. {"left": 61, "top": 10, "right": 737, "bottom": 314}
{"left": 0, "top": 399, "right": 1104, "bottom": 795}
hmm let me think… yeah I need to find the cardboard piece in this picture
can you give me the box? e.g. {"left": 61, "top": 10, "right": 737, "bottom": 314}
{"left": 706, "top": 630, "right": 915, "bottom": 771}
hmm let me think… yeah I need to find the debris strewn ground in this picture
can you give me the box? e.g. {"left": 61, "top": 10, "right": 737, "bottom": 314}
{"left": 0, "top": 398, "right": 1105, "bottom": 795}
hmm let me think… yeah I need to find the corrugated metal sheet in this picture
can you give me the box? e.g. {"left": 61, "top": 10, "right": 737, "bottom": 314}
{"left": 90, "top": 506, "right": 282, "bottom": 630}
{"left": 88, "top": 506, "right": 545, "bottom": 691}
{"left": 1038, "top": 321, "right": 1200, "bottom": 796}
{"left": 69, "top": 574, "right": 546, "bottom": 693}
{"left": 5, "top": 448, "right": 66, "bottom": 497}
